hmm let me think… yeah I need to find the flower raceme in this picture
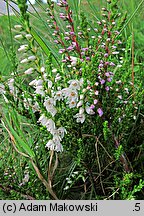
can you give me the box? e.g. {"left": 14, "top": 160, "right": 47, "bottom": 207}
{"left": 0, "top": 0, "right": 130, "bottom": 153}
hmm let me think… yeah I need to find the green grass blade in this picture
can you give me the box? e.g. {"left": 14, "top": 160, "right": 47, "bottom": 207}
{"left": 4, "top": 115, "right": 35, "bottom": 158}
{"left": 119, "top": 0, "right": 144, "bottom": 34}
{"left": 30, "top": 28, "right": 60, "bottom": 64}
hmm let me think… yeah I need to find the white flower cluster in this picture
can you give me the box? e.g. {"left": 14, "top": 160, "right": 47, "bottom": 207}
{"left": 38, "top": 114, "right": 66, "bottom": 152}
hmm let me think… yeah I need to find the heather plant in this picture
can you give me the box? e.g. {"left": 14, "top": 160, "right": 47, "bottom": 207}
{"left": 0, "top": 0, "right": 144, "bottom": 200}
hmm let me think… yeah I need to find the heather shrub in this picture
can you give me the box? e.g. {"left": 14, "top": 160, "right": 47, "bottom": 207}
{"left": 0, "top": 0, "right": 143, "bottom": 199}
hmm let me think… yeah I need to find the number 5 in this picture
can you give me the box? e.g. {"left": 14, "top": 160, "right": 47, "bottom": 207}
{"left": 135, "top": 203, "right": 140, "bottom": 211}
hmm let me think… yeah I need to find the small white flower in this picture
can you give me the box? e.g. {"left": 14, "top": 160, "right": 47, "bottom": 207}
{"left": 44, "top": 98, "right": 55, "bottom": 108}
{"left": 0, "top": 84, "right": 5, "bottom": 94}
{"left": 55, "top": 74, "right": 61, "bottom": 82}
{"left": 53, "top": 134, "right": 61, "bottom": 143}
{"left": 24, "top": 68, "right": 34, "bottom": 74}
{"left": 57, "top": 127, "right": 67, "bottom": 139}
{"left": 14, "top": 34, "right": 23, "bottom": 39}
{"left": 25, "top": 34, "right": 32, "bottom": 39}
{"left": 112, "top": 51, "right": 119, "bottom": 55}
{"left": 28, "top": 55, "right": 36, "bottom": 61}
{"left": 67, "top": 89, "right": 78, "bottom": 101}
{"left": 70, "top": 56, "right": 77, "bottom": 66}
{"left": 55, "top": 90, "right": 63, "bottom": 101}
{"left": 8, "top": 78, "right": 15, "bottom": 94}
{"left": 48, "top": 80, "right": 53, "bottom": 89}
{"left": 77, "top": 100, "right": 83, "bottom": 108}
{"left": 45, "top": 119, "right": 56, "bottom": 132}
{"left": 54, "top": 142, "right": 63, "bottom": 152}
{"left": 32, "top": 102, "right": 39, "bottom": 113}
{"left": 18, "top": 44, "right": 28, "bottom": 52}
{"left": 82, "top": 88, "right": 87, "bottom": 93}
{"left": 68, "top": 100, "right": 77, "bottom": 108}
{"left": 118, "top": 95, "right": 122, "bottom": 100}
{"left": 74, "top": 113, "right": 85, "bottom": 123}
{"left": 14, "top": 25, "right": 22, "bottom": 30}
{"left": 79, "top": 107, "right": 85, "bottom": 114}
{"left": 85, "top": 106, "right": 95, "bottom": 115}
{"left": 68, "top": 80, "right": 81, "bottom": 90}
{"left": 20, "top": 58, "right": 29, "bottom": 64}
{"left": 39, "top": 114, "right": 49, "bottom": 126}
{"left": 124, "top": 88, "right": 129, "bottom": 94}
{"left": 80, "top": 94, "right": 84, "bottom": 100}
{"left": 40, "top": 67, "right": 45, "bottom": 73}
{"left": 48, "top": 107, "right": 57, "bottom": 117}
{"left": 29, "top": 79, "right": 37, "bottom": 86}
{"left": 64, "top": 186, "right": 69, "bottom": 190}
{"left": 36, "top": 79, "right": 43, "bottom": 86}
{"left": 46, "top": 140, "right": 55, "bottom": 150}
{"left": 35, "top": 86, "right": 45, "bottom": 96}
{"left": 52, "top": 68, "right": 57, "bottom": 73}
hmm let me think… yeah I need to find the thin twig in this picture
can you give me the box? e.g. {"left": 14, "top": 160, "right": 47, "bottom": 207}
{"left": 104, "top": 188, "right": 120, "bottom": 200}
{"left": 95, "top": 136, "right": 106, "bottom": 195}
